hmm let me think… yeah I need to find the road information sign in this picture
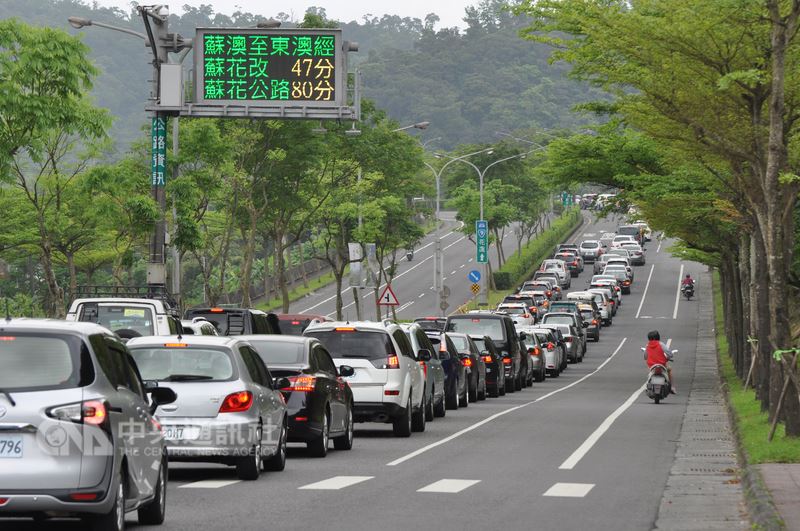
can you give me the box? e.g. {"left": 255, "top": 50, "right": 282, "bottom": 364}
{"left": 195, "top": 28, "right": 344, "bottom": 107}
{"left": 467, "top": 269, "right": 481, "bottom": 283}
{"left": 471, "top": 283, "right": 481, "bottom": 295}
{"left": 378, "top": 285, "right": 399, "bottom": 306}
{"left": 150, "top": 116, "right": 166, "bottom": 187}
{"left": 476, "top": 220, "right": 488, "bottom": 264}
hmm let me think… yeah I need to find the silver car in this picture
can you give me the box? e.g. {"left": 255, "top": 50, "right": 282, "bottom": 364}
{"left": 127, "top": 335, "right": 288, "bottom": 481}
{"left": 0, "top": 320, "right": 177, "bottom": 531}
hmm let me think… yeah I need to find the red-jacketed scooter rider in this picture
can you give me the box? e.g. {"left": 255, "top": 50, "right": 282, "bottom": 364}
{"left": 645, "top": 330, "right": 676, "bottom": 394}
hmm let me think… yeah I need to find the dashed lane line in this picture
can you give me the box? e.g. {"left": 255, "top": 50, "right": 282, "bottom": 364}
{"left": 543, "top": 483, "right": 595, "bottom": 498}
{"left": 179, "top": 480, "right": 241, "bottom": 489}
{"left": 298, "top": 476, "right": 374, "bottom": 490}
{"left": 417, "top": 479, "right": 481, "bottom": 493}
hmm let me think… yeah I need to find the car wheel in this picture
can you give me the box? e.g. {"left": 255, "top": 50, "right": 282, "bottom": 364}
{"left": 307, "top": 412, "right": 329, "bottom": 458}
{"left": 393, "top": 398, "right": 412, "bottom": 437}
{"left": 459, "top": 381, "right": 469, "bottom": 408}
{"left": 445, "top": 383, "right": 459, "bottom": 409}
{"left": 137, "top": 457, "right": 167, "bottom": 525}
{"left": 505, "top": 374, "right": 516, "bottom": 393}
{"left": 412, "top": 394, "right": 426, "bottom": 432}
{"left": 237, "top": 427, "right": 263, "bottom": 479}
{"left": 264, "top": 420, "right": 287, "bottom": 471}
{"left": 468, "top": 375, "right": 478, "bottom": 403}
{"left": 479, "top": 379, "right": 487, "bottom": 400}
{"left": 515, "top": 374, "right": 523, "bottom": 391}
{"left": 88, "top": 470, "right": 126, "bottom": 531}
{"left": 433, "top": 393, "right": 447, "bottom": 417}
{"left": 425, "top": 388, "right": 435, "bottom": 421}
{"left": 333, "top": 406, "right": 354, "bottom": 450}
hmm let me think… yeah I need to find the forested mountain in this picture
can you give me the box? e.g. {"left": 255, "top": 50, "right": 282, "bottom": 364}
{"left": 1, "top": 0, "right": 600, "bottom": 150}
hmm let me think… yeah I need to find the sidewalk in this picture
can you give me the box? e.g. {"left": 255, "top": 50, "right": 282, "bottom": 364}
{"left": 754, "top": 464, "right": 800, "bottom": 529}
{"left": 653, "top": 276, "right": 748, "bottom": 530}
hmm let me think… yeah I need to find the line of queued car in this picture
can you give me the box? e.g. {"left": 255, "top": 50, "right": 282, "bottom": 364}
{"left": 0, "top": 224, "right": 650, "bottom": 529}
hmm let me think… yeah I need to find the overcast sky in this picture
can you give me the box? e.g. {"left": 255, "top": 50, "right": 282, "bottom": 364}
{"left": 93, "top": 1, "right": 473, "bottom": 27}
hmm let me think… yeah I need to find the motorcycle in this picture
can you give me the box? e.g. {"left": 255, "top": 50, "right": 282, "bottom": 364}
{"left": 681, "top": 283, "right": 694, "bottom": 301}
{"left": 406, "top": 249, "right": 414, "bottom": 261}
{"left": 641, "top": 347, "right": 677, "bottom": 404}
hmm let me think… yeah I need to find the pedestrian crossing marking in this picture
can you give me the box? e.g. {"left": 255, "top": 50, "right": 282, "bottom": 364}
{"left": 179, "top": 479, "right": 241, "bottom": 489}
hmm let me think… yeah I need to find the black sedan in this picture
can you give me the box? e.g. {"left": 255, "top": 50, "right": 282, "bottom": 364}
{"left": 425, "top": 331, "right": 468, "bottom": 409}
{"left": 469, "top": 335, "right": 507, "bottom": 397}
{"left": 245, "top": 335, "right": 354, "bottom": 457}
{"left": 448, "top": 332, "right": 487, "bottom": 402}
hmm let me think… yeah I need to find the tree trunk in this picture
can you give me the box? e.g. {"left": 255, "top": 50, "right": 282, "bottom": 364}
{"left": 299, "top": 242, "right": 309, "bottom": 289}
{"left": 39, "top": 238, "right": 64, "bottom": 318}
{"left": 239, "top": 210, "right": 258, "bottom": 308}
{"left": 750, "top": 227, "right": 771, "bottom": 410}
{"left": 738, "top": 232, "right": 751, "bottom": 379}
{"left": 66, "top": 251, "right": 77, "bottom": 305}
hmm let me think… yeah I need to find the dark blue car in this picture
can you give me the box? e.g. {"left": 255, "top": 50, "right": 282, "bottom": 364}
{"left": 424, "top": 331, "right": 468, "bottom": 410}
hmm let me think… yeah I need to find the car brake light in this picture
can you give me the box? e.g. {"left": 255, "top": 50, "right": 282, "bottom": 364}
{"left": 384, "top": 390, "right": 400, "bottom": 396}
{"left": 547, "top": 342, "right": 555, "bottom": 349}
{"left": 531, "top": 347, "right": 541, "bottom": 356}
{"left": 386, "top": 355, "right": 400, "bottom": 369}
{"left": 482, "top": 355, "right": 492, "bottom": 363}
{"left": 592, "top": 319, "right": 598, "bottom": 325}
{"left": 295, "top": 416, "right": 308, "bottom": 422}
{"left": 291, "top": 320, "right": 301, "bottom": 325}
{"left": 0, "top": 336, "right": 15, "bottom": 341}
{"left": 0, "top": 497, "right": 7, "bottom": 506}
{"left": 164, "top": 343, "right": 187, "bottom": 347}
{"left": 48, "top": 400, "right": 109, "bottom": 428}
{"left": 462, "top": 357, "right": 473, "bottom": 367}
{"left": 335, "top": 327, "right": 356, "bottom": 332}
{"left": 502, "top": 357, "right": 512, "bottom": 366}
{"left": 219, "top": 391, "right": 253, "bottom": 413}
{"left": 420, "top": 361, "right": 428, "bottom": 377}
{"left": 282, "top": 375, "right": 316, "bottom": 392}
{"left": 546, "top": 291, "right": 551, "bottom": 297}
{"left": 69, "top": 492, "right": 100, "bottom": 502}
{"left": 209, "top": 307, "right": 224, "bottom": 313}
{"left": 82, "top": 400, "right": 108, "bottom": 426}
{"left": 523, "top": 314, "right": 530, "bottom": 318}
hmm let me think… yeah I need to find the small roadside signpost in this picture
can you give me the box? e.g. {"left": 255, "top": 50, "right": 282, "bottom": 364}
{"left": 378, "top": 284, "right": 399, "bottom": 319}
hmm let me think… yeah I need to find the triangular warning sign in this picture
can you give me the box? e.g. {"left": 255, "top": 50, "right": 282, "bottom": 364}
{"left": 378, "top": 284, "right": 399, "bottom": 306}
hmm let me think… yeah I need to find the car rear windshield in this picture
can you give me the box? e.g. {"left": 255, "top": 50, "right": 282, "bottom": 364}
{"left": 0, "top": 334, "right": 91, "bottom": 392}
{"left": 247, "top": 340, "right": 306, "bottom": 365}
{"left": 446, "top": 317, "right": 505, "bottom": 342}
{"left": 549, "top": 303, "right": 577, "bottom": 312}
{"left": 186, "top": 312, "right": 233, "bottom": 335}
{"left": 304, "top": 330, "right": 393, "bottom": 360}
{"left": 129, "top": 347, "right": 236, "bottom": 382}
{"left": 277, "top": 319, "right": 312, "bottom": 336}
{"left": 81, "top": 305, "right": 154, "bottom": 336}
{"left": 449, "top": 335, "right": 470, "bottom": 351}
{"left": 618, "top": 226, "right": 640, "bottom": 236}
{"left": 414, "top": 319, "right": 445, "bottom": 332}
{"left": 580, "top": 242, "right": 599, "bottom": 249}
{"left": 543, "top": 315, "right": 575, "bottom": 326}
{"left": 581, "top": 310, "right": 594, "bottom": 321}
{"left": 499, "top": 307, "right": 526, "bottom": 315}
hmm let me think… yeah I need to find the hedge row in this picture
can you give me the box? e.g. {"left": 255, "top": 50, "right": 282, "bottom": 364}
{"left": 493, "top": 208, "right": 583, "bottom": 290}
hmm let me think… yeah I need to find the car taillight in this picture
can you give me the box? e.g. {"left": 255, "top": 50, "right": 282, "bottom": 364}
{"left": 420, "top": 361, "right": 428, "bottom": 377}
{"left": 219, "top": 391, "right": 253, "bottom": 413}
{"left": 592, "top": 319, "right": 598, "bottom": 325}
{"left": 610, "top": 300, "right": 615, "bottom": 305}
{"left": 482, "top": 355, "right": 492, "bottom": 363}
{"left": 547, "top": 342, "right": 555, "bottom": 349}
{"left": 523, "top": 313, "right": 530, "bottom": 318}
{"left": 546, "top": 290, "right": 552, "bottom": 297}
{"left": 0, "top": 497, "right": 7, "bottom": 506}
{"left": 572, "top": 261, "right": 578, "bottom": 266}
{"left": 48, "top": 400, "right": 109, "bottom": 428}
{"left": 69, "top": 492, "right": 100, "bottom": 502}
{"left": 565, "top": 338, "right": 573, "bottom": 343}
{"left": 531, "top": 347, "right": 541, "bottom": 356}
{"left": 624, "top": 280, "right": 630, "bottom": 286}
{"left": 502, "top": 357, "right": 512, "bottom": 366}
{"left": 462, "top": 357, "right": 473, "bottom": 367}
{"left": 281, "top": 375, "right": 316, "bottom": 392}
{"left": 531, "top": 307, "right": 538, "bottom": 313}
{"left": 386, "top": 355, "right": 400, "bottom": 369}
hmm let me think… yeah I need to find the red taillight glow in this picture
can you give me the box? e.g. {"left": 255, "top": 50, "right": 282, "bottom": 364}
{"left": 69, "top": 492, "right": 100, "bottom": 502}
{"left": 295, "top": 416, "right": 308, "bottom": 422}
{"left": 420, "top": 361, "right": 428, "bottom": 377}
{"left": 282, "top": 376, "right": 316, "bottom": 392}
{"left": 209, "top": 307, "right": 224, "bottom": 313}
{"left": 610, "top": 300, "right": 615, "bottom": 305}
{"left": 522, "top": 314, "right": 530, "bottom": 318}
{"left": 291, "top": 320, "right": 301, "bottom": 325}
{"left": 0, "top": 497, "right": 7, "bottom": 505}
{"left": 547, "top": 342, "right": 555, "bottom": 349}
{"left": 386, "top": 355, "right": 400, "bottom": 369}
{"left": 335, "top": 327, "right": 356, "bottom": 332}
{"left": 482, "top": 355, "right": 492, "bottom": 363}
{"left": 384, "top": 390, "right": 400, "bottom": 396}
{"left": 502, "top": 357, "right": 512, "bottom": 366}
{"left": 531, "top": 347, "right": 541, "bottom": 356}
{"left": 462, "top": 357, "right": 473, "bottom": 367}
{"left": 219, "top": 391, "right": 253, "bottom": 413}
{"left": 592, "top": 319, "right": 598, "bottom": 325}
{"left": 164, "top": 343, "right": 187, "bottom": 348}
{"left": 546, "top": 290, "right": 552, "bottom": 297}
{"left": 0, "top": 336, "right": 15, "bottom": 341}
{"left": 82, "top": 401, "right": 107, "bottom": 426}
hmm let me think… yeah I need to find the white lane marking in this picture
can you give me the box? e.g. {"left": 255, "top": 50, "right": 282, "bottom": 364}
{"left": 299, "top": 230, "right": 460, "bottom": 313}
{"left": 298, "top": 476, "right": 374, "bottom": 490}
{"left": 397, "top": 301, "right": 414, "bottom": 312}
{"left": 543, "top": 483, "right": 595, "bottom": 498}
{"left": 558, "top": 383, "right": 644, "bottom": 470}
{"left": 459, "top": 264, "right": 466, "bottom": 269}
{"left": 444, "top": 236, "right": 466, "bottom": 250}
{"left": 451, "top": 270, "right": 457, "bottom": 275}
{"left": 418, "top": 293, "right": 425, "bottom": 299}
{"left": 387, "top": 338, "right": 627, "bottom": 466}
{"left": 673, "top": 264, "right": 684, "bottom": 319}
{"left": 417, "top": 479, "right": 481, "bottom": 493}
{"left": 635, "top": 264, "right": 656, "bottom": 319}
{"left": 468, "top": 258, "right": 473, "bottom": 263}
{"left": 656, "top": 236, "right": 663, "bottom": 253}
{"left": 179, "top": 479, "right": 241, "bottom": 489}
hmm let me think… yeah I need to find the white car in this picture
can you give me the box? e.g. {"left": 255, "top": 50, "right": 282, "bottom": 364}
{"left": 579, "top": 240, "right": 603, "bottom": 262}
{"left": 611, "top": 235, "right": 637, "bottom": 249}
{"left": 66, "top": 296, "right": 183, "bottom": 337}
{"left": 621, "top": 242, "right": 646, "bottom": 265}
{"left": 181, "top": 317, "right": 220, "bottom": 336}
{"left": 497, "top": 303, "right": 536, "bottom": 327}
{"left": 577, "top": 290, "right": 613, "bottom": 325}
{"left": 539, "top": 259, "right": 571, "bottom": 288}
{"left": 304, "top": 321, "right": 426, "bottom": 437}
{"left": 599, "top": 232, "right": 616, "bottom": 248}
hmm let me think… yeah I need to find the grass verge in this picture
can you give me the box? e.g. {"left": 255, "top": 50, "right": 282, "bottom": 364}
{"left": 713, "top": 271, "right": 800, "bottom": 463}
{"left": 256, "top": 268, "right": 344, "bottom": 313}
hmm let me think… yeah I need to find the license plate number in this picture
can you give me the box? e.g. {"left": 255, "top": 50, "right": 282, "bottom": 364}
{"left": 163, "top": 427, "right": 199, "bottom": 441}
{"left": 0, "top": 435, "right": 23, "bottom": 458}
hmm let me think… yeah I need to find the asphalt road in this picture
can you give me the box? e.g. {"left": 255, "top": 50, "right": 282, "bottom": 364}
{"left": 9, "top": 213, "right": 707, "bottom": 530}
{"left": 287, "top": 211, "right": 537, "bottom": 320}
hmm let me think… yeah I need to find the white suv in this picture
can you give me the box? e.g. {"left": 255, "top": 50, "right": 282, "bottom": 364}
{"left": 66, "top": 297, "right": 182, "bottom": 339}
{"left": 304, "top": 321, "right": 426, "bottom": 437}
{"left": 539, "top": 259, "right": 571, "bottom": 288}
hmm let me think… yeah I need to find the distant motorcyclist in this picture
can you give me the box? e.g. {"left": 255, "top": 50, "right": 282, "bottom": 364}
{"left": 681, "top": 274, "right": 695, "bottom": 288}
{"left": 645, "top": 330, "right": 676, "bottom": 394}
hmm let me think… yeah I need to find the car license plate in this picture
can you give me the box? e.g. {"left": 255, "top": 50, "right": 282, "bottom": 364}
{"left": 0, "top": 435, "right": 23, "bottom": 458}
{"left": 162, "top": 426, "right": 199, "bottom": 441}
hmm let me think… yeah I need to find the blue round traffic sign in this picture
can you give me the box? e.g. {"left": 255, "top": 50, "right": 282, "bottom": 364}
{"left": 468, "top": 269, "right": 481, "bottom": 283}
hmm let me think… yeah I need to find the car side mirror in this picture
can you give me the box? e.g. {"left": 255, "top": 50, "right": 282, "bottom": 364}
{"left": 274, "top": 377, "right": 291, "bottom": 390}
{"left": 338, "top": 365, "right": 355, "bottom": 377}
{"left": 417, "top": 349, "right": 432, "bottom": 362}
{"left": 148, "top": 386, "right": 177, "bottom": 414}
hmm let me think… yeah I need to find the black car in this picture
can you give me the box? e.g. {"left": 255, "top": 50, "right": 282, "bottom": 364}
{"left": 470, "top": 335, "right": 507, "bottom": 396}
{"left": 185, "top": 307, "right": 281, "bottom": 335}
{"left": 448, "top": 332, "right": 487, "bottom": 402}
{"left": 413, "top": 317, "right": 447, "bottom": 332}
{"left": 445, "top": 313, "right": 523, "bottom": 392}
{"left": 516, "top": 335, "right": 535, "bottom": 387}
{"left": 425, "top": 331, "right": 468, "bottom": 409}
{"left": 245, "top": 335, "right": 354, "bottom": 457}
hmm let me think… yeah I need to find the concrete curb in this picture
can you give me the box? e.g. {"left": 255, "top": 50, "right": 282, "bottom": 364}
{"left": 713, "top": 281, "right": 785, "bottom": 530}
